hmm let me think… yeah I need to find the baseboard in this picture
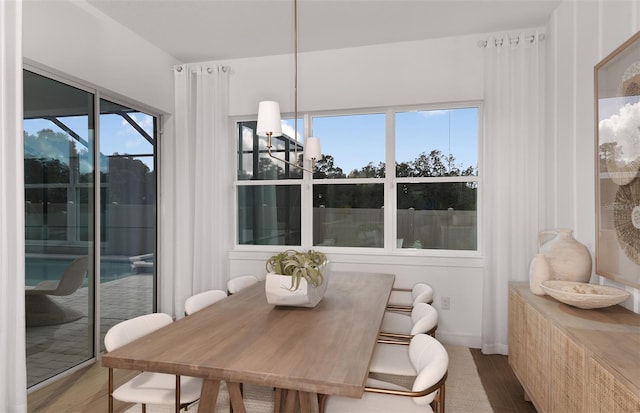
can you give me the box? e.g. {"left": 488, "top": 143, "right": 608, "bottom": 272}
{"left": 435, "top": 331, "right": 481, "bottom": 348}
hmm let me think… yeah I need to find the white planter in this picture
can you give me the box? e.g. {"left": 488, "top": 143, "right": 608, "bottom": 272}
{"left": 265, "top": 265, "right": 329, "bottom": 308}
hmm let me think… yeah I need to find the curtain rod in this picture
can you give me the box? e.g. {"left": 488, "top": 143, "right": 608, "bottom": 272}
{"left": 477, "top": 33, "right": 546, "bottom": 48}
{"left": 173, "top": 64, "right": 230, "bottom": 73}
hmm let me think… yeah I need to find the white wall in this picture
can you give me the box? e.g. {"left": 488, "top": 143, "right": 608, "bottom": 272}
{"left": 218, "top": 34, "right": 487, "bottom": 348}
{"left": 22, "top": 0, "right": 178, "bottom": 113}
{"left": 546, "top": 0, "right": 640, "bottom": 312}
{"left": 225, "top": 34, "right": 484, "bottom": 117}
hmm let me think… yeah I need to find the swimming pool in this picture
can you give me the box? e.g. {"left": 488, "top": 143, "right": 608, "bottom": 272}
{"left": 25, "top": 256, "right": 143, "bottom": 287}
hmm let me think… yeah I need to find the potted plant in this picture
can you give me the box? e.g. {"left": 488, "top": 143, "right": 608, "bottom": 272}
{"left": 265, "top": 249, "right": 329, "bottom": 307}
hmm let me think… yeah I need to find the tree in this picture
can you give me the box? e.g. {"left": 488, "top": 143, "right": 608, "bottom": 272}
{"left": 313, "top": 155, "right": 345, "bottom": 179}
{"left": 348, "top": 162, "right": 384, "bottom": 178}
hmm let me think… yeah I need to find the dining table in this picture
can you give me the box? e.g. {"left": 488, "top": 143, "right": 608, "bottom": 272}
{"left": 101, "top": 271, "right": 395, "bottom": 413}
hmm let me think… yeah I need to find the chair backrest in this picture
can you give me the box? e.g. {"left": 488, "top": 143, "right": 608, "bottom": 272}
{"left": 411, "top": 283, "right": 434, "bottom": 305}
{"left": 410, "top": 303, "right": 439, "bottom": 335}
{"left": 104, "top": 313, "right": 173, "bottom": 352}
{"left": 408, "top": 334, "right": 449, "bottom": 406}
{"left": 227, "top": 275, "right": 259, "bottom": 294}
{"left": 53, "top": 256, "right": 89, "bottom": 296}
{"left": 185, "top": 289, "right": 227, "bottom": 315}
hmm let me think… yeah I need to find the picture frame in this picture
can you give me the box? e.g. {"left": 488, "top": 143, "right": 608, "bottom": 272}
{"left": 594, "top": 31, "right": 640, "bottom": 289}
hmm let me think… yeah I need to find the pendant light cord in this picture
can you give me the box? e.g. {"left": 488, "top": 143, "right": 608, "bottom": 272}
{"left": 293, "top": 0, "right": 299, "bottom": 164}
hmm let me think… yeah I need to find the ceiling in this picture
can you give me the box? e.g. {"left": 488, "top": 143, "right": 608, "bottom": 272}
{"left": 86, "top": 0, "right": 561, "bottom": 63}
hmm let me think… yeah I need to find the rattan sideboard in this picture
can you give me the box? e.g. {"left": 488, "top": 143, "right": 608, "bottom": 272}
{"left": 508, "top": 282, "right": 640, "bottom": 413}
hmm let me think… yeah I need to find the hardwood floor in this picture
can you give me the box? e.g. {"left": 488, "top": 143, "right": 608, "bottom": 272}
{"left": 28, "top": 349, "right": 538, "bottom": 412}
{"left": 470, "top": 349, "right": 538, "bottom": 413}
{"left": 27, "top": 364, "right": 136, "bottom": 413}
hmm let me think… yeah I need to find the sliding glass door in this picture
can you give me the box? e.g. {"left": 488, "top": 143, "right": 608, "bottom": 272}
{"left": 23, "top": 70, "right": 157, "bottom": 388}
{"left": 23, "top": 70, "right": 95, "bottom": 387}
{"left": 99, "top": 99, "right": 156, "bottom": 346}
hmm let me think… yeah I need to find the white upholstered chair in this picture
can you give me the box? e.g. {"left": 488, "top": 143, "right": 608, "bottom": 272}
{"left": 323, "top": 334, "right": 448, "bottom": 413}
{"left": 379, "top": 302, "right": 439, "bottom": 341}
{"left": 227, "top": 274, "right": 259, "bottom": 294}
{"left": 387, "top": 282, "right": 434, "bottom": 311}
{"left": 184, "top": 289, "right": 227, "bottom": 315}
{"left": 104, "top": 313, "right": 203, "bottom": 413}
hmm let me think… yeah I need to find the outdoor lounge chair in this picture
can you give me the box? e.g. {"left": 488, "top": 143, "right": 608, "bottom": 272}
{"left": 25, "top": 256, "right": 88, "bottom": 327}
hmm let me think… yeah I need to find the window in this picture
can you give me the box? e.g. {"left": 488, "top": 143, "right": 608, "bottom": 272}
{"left": 395, "top": 108, "right": 478, "bottom": 250}
{"left": 311, "top": 113, "right": 386, "bottom": 247}
{"left": 235, "top": 105, "right": 480, "bottom": 252}
{"left": 237, "top": 119, "right": 303, "bottom": 245}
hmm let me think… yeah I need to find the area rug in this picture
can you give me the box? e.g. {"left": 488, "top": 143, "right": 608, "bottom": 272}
{"left": 124, "top": 344, "right": 493, "bottom": 413}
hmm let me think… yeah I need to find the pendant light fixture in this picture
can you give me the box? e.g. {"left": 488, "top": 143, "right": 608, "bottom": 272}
{"left": 256, "top": 0, "right": 321, "bottom": 173}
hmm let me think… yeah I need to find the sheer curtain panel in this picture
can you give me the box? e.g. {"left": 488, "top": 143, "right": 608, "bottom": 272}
{"left": 168, "top": 65, "right": 231, "bottom": 317}
{"left": 0, "top": 0, "right": 28, "bottom": 410}
{"left": 481, "top": 31, "right": 546, "bottom": 355}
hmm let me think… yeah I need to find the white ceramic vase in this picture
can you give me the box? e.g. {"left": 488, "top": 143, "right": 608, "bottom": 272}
{"left": 529, "top": 254, "right": 550, "bottom": 296}
{"left": 538, "top": 229, "right": 592, "bottom": 283}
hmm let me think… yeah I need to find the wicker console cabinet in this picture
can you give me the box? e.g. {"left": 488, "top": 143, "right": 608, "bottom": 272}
{"left": 508, "top": 282, "right": 640, "bottom": 413}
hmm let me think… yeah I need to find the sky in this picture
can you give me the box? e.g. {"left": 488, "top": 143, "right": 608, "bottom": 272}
{"left": 281, "top": 107, "right": 479, "bottom": 174}
{"left": 23, "top": 111, "right": 155, "bottom": 172}
{"left": 25, "top": 106, "right": 479, "bottom": 177}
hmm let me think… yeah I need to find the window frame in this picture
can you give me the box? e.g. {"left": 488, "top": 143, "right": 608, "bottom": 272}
{"left": 233, "top": 101, "right": 483, "bottom": 257}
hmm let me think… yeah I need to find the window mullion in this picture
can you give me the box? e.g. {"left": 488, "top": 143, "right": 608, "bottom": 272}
{"left": 385, "top": 108, "right": 395, "bottom": 251}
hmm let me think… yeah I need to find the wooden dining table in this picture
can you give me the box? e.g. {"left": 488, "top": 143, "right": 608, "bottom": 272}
{"left": 101, "top": 271, "right": 395, "bottom": 413}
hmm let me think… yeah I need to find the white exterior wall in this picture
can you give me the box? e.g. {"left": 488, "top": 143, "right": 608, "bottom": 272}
{"left": 546, "top": 0, "right": 640, "bottom": 312}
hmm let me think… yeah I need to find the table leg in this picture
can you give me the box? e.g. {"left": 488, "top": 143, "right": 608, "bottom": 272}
{"left": 298, "top": 391, "right": 320, "bottom": 413}
{"left": 198, "top": 379, "right": 221, "bottom": 413}
{"left": 227, "top": 382, "right": 246, "bottom": 413}
{"left": 274, "top": 388, "right": 286, "bottom": 413}
{"left": 279, "top": 390, "right": 319, "bottom": 413}
{"left": 283, "top": 389, "right": 298, "bottom": 413}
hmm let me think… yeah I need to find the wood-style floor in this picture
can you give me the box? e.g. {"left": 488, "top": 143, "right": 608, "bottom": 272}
{"left": 28, "top": 350, "right": 538, "bottom": 412}
{"left": 470, "top": 349, "right": 538, "bottom": 413}
{"left": 27, "top": 365, "right": 136, "bottom": 413}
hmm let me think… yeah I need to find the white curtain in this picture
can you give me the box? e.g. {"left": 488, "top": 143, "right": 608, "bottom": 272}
{"left": 0, "top": 0, "right": 27, "bottom": 411}
{"left": 481, "top": 31, "right": 546, "bottom": 354}
{"left": 167, "top": 65, "right": 231, "bottom": 317}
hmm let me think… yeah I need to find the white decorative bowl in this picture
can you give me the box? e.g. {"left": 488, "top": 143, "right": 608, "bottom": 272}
{"left": 265, "top": 265, "right": 329, "bottom": 308}
{"left": 539, "top": 280, "right": 630, "bottom": 309}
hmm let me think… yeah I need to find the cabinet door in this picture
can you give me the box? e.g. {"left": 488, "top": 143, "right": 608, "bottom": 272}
{"left": 589, "top": 357, "right": 640, "bottom": 413}
{"left": 525, "top": 303, "right": 550, "bottom": 412}
{"left": 551, "top": 326, "right": 585, "bottom": 412}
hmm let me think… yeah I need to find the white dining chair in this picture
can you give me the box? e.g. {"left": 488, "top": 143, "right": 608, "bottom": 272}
{"left": 387, "top": 282, "right": 434, "bottom": 311}
{"left": 227, "top": 274, "right": 259, "bottom": 294}
{"left": 104, "top": 313, "right": 203, "bottom": 413}
{"left": 379, "top": 302, "right": 439, "bottom": 341}
{"left": 184, "top": 289, "right": 227, "bottom": 315}
{"left": 323, "top": 334, "right": 448, "bottom": 413}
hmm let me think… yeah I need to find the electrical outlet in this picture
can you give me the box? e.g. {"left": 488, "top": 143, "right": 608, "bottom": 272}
{"left": 441, "top": 296, "right": 450, "bottom": 310}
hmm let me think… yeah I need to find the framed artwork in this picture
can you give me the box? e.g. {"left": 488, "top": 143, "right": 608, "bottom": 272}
{"left": 594, "top": 31, "right": 640, "bottom": 289}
